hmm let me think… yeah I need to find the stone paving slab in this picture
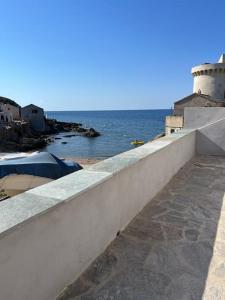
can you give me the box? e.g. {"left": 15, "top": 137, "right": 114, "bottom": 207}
{"left": 57, "top": 155, "right": 225, "bottom": 300}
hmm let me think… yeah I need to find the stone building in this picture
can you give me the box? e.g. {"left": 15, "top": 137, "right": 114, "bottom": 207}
{"left": 192, "top": 54, "right": 225, "bottom": 100}
{"left": 0, "top": 111, "right": 13, "bottom": 124}
{"left": 174, "top": 93, "right": 224, "bottom": 116}
{"left": 21, "top": 104, "right": 46, "bottom": 132}
{"left": 165, "top": 115, "right": 183, "bottom": 135}
{"left": 0, "top": 96, "right": 21, "bottom": 122}
{"left": 165, "top": 54, "right": 225, "bottom": 135}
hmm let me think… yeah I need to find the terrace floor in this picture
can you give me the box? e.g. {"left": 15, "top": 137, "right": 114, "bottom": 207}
{"left": 57, "top": 155, "right": 225, "bottom": 300}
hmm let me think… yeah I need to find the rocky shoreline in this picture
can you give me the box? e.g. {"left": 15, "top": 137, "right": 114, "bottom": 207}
{"left": 0, "top": 119, "right": 100, "bottom": 152}
{"left": 45, "top": 119, "right": 100, "bottom": 137}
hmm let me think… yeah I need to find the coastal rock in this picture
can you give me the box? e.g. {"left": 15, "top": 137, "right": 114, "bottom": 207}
{"left": 19, "top": 137, "right": 47, "bottom": 151}
{"left": 83, "top": 128, "right": 101, "bottom": 137}
{"left": 45, "top": 119, "right": 100, "bottom": 137}
{"left": 1, "top": 138, "right": 47, "bottom": 151}
{"left": 63, "top": 134, "right": 77, "bottom": 138}
{"left": 76, "top": 127, "right": 86, "bottom": 133}
{"left": 0, "top": 117, "right": 100, "bottom": 152}
{"left": 0, "top": 122, "right": 47, "bottom": 151}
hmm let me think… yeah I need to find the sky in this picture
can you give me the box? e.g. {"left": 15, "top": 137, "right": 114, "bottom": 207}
{"left": 0, "top": 0, "right": 225, "bottom": 111}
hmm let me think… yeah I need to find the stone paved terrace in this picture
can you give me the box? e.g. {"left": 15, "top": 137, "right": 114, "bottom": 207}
{"left": 57, "top": 155, "right": 225, "bottom": 300}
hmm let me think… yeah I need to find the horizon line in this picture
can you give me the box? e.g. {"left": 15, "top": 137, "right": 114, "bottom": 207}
{"left": 45, "top": 108, "right": 172, "bottom": 112}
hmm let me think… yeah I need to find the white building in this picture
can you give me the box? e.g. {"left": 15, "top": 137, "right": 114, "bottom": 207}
{"left": 192, "top": 54, "right": 225, "bottom": 101}
{"left": 0, "top": 97, "right": 21, "bottom": 123}
{"left": 0, "top": 111, "right": 13, "bottom": 123}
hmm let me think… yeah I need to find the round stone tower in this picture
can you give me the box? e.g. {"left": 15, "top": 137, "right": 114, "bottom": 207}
{"left": 192, "top": 54, "right": 225, "bottom": 101}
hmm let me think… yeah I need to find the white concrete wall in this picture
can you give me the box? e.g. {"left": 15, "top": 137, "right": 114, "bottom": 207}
{"left": 0, "top": 130, "right": 196, "bottom": 300}
{"left": 0, "top": 103, "right": 20, "bottom": 120}
{"left": 184, "top": 107, "right": 225, "bottom": 128}
{"left": 196, "top": 118, "right": 225, "bottom": 155}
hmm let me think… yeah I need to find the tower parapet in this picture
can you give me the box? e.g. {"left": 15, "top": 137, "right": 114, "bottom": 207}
{"left": 192, "top": 54, "right": 225, "bottom": 101}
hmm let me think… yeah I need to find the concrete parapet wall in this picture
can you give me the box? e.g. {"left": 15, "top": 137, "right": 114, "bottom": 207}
{"left": 0, "top": 130, "right": 196, "bottom": 300}
{"left": 184, "top": 107, "right": 225, "bottom": 129}
{"left": 196, "top": 118, "right": 225, "bottom": 155}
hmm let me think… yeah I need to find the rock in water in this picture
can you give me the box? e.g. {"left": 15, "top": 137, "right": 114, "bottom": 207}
{"left": 84, "top": 128, "right": 100, "bottom": 137}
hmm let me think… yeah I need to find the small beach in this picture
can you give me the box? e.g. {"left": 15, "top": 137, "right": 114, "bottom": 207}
{"left": 0, "top": 152, "right": 101, "bottom": 169}
{"left": 64, "top": 157, "right": 102, "bottom": 168}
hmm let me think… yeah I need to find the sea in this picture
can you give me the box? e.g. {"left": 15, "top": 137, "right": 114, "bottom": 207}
{"left": 43, "top": 109, "right": 171, "bottom": 159}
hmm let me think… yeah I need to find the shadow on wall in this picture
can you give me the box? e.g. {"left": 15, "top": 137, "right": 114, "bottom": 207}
{"left": 197, "top": 131, "right": 225, "bottom": 155}
{"left": 196, "top": 118, "right": 225, "bottom": 155}
{"left": 57, "top": 155, "right": 225, "bottom": 299}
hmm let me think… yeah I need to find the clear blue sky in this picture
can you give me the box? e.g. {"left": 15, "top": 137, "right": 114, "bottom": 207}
{"left": 0, "top": 0, "right": 225, "bottom": 110}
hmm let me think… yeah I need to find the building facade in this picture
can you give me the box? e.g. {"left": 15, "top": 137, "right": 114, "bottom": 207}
{"left": 0, "top": 111, "right": 13, "bottom": 124}
{"left": 0, "top": 97, "right": 21, "bottom": 121}
{"left": 0, "top": 103, "right": 21, "bottom": 121}
{"left": 165, "top": 115, "right": 183, "bottom": 135}
{"left": 174, "top": 93, "right": 224, "bottom": 116}
{"left": 21, "top": 104, "right": 46, "bottom": 132}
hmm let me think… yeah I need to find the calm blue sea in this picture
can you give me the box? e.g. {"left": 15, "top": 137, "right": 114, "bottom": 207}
{"left": 44, "top": 110, "right": 171, "bottom": 159}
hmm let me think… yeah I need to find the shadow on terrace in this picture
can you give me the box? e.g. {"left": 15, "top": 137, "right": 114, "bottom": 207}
{"left": 57, "top": 154, "right": 225, "bottom": 300}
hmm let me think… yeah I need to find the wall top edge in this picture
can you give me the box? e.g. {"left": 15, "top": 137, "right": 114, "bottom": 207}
{"left": 0, "top": 129, "right": 195, "bottom": 238}
{"left": 192, "top": 63, "right": 225, "bottom": 73}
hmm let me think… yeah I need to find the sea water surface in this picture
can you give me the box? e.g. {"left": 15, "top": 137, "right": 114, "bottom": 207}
{"left": 44, "top": 110, "right": 171, "bottom": 159}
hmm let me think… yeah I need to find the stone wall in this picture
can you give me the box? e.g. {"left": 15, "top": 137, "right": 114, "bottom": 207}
{"left": 21, "top": 105, "right": 46, "bottom": 132}
{"left": 174, "top": 96, "right": 224, "bottom": 116}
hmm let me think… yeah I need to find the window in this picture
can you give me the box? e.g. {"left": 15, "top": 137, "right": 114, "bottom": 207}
{"left": 32, "top": 109, "right": 38, "bottom": 114}
{"left": 171, "top": 129, "right": 175, "bottom": 134}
